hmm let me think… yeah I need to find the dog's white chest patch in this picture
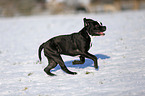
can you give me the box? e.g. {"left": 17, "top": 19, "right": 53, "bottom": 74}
{"left": 87, "top": 31, "right": 94, "bottom": 48}
{"left": 90, "top": 35, "right": 94, "bottom": 47}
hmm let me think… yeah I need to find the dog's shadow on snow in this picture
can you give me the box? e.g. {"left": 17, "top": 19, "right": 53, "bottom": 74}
{"left": 52, "top": 54, "right": 110, "bottom": 72}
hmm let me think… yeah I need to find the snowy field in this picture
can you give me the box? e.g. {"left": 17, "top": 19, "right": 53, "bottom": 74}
{"left": 0, "top": 10, "right": 145, "bottom": 96}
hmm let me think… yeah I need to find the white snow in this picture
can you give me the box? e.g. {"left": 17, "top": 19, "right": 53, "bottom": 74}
{"left": 0, "top": 10, "right": 145, "bottom": 96}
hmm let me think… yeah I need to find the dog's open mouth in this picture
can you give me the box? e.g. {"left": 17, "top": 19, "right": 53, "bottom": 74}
{"left": 95, "top": 32, "right": 105, "bottom": 36}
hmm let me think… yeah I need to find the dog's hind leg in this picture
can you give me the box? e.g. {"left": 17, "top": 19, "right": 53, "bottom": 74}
{"left": 44, "top": 57, "right": 57, "bottom": 76}
{"left": 72, "top": 56, "right": 85, "bottom": 65}
{"left": 53, "top": 55, "right": 77, "bottom": 75}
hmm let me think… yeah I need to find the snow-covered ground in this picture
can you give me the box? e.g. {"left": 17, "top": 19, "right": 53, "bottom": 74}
{"left": 0, "top": 10, "right": 145, "bottom": 96}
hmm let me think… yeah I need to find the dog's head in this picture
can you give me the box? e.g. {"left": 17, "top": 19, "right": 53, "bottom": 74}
{"left": 84, "top": 18, "right": 106, "bottom": 36}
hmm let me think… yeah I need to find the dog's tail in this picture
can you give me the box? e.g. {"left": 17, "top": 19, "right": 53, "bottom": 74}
{"left": 38, "top": 43, "right": 45, "bottom": 61}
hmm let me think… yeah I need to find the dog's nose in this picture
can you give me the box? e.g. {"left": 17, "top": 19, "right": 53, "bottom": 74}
{"left": 103, "top": 26, "right": 106, "bottom": 31}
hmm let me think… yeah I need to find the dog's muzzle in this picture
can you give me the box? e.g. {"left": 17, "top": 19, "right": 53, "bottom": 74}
{"left": 102, "top": 26, "right": 106, "bottom": 32}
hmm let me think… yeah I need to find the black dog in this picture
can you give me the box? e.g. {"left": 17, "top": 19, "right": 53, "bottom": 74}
{"left": 38, "top": 18, "right": 106, "bottom": 76}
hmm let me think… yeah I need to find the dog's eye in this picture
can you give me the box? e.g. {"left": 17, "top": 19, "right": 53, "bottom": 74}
{"left": 95, "top": 25, "right": 99, "bottom": 27}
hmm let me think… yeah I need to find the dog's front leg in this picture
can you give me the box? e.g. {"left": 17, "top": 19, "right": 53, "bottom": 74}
{"left": 83, "top": 52, "right": 98, "bottom": 69}
{"left": 72, "top": 56, "right": 85, "bottom": 65}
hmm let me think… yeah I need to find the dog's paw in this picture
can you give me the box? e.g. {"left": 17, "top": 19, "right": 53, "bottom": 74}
{"left": 72, "top": 60, "right": 84, "bottom": 65}
{"left": 95, "top": 66, "right": 99, "bottom": 71}
{"left": 71, "top": 72, "right": 77, "bottom": 75}
{"left": 74, "top": 72, "right": 77, "bottom": 75}
{"left": 72, "top": 60, "right": 79, "bottom": 65}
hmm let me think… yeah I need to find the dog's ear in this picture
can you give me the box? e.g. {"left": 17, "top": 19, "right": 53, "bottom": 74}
{"left": 83, "top": 18, "right": 89, "bottom": 27}
{"left": 83, "top": 18, "right": 86, "bottom": 21}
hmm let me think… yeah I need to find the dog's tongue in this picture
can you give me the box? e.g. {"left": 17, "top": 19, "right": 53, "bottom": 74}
{"left": 100, "top": 32, "right": 104, "bottom": 35}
